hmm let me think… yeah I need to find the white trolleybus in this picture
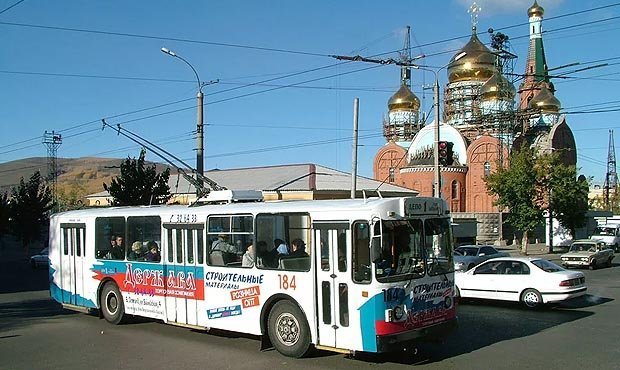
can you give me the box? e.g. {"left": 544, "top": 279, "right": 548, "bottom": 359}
{"left": 49, "top": 193, "right": 456, "bottom": 357}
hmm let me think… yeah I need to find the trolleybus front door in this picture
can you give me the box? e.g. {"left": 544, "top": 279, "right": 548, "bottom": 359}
{"left": 314, "top": 222, "right": 353, "bottom": 350}
{"left": 59, "top": 224, "right": 86, "bottom": 305}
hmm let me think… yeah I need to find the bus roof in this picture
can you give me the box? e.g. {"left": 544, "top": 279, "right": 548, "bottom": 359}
{"left": 52, "top": 196, "right": 446, "bottom": 219}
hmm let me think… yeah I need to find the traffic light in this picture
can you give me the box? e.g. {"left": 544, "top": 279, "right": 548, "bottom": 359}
{"left": 446, "top": 142, "right": 454, "bottom": 165}
{"left": 438, "top": 141, "right": 448, "bottom": 165}
{"left": 438, "top": 141, "right": 454, "bottom": 165}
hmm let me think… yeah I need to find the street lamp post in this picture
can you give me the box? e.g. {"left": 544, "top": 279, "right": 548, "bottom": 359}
{"left": 161, "top": 47, "right": 204, "bottom": 194}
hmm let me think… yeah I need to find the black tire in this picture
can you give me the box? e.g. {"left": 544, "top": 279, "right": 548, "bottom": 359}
{"left": 607, "top": 257, "right": 613, "bottom": 268}
{"left": 30, "top": 260, "right": 36, "bottom": 269}
{"left": 100, "top": 282, "right": 125, "bottom": 325}
{"left": 589, "top": 260, "right": 597, "bottom": 270}
{"left": 521, "top": 288, "right": 543, "bottom": 309}
{"left": 267, "top": 300, "right": 311, "bottom": 358}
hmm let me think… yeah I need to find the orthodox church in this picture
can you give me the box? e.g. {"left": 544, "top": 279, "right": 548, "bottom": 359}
{"left": 373, "top": 1, "right": 577, "bottom": 243}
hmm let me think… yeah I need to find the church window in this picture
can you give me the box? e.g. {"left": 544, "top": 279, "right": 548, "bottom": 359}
{"left": 451, "top": 181, "right": 458, "bottom": 199}
{"left": 484, "top": 162, "right": 491, "bottom": 177}
{"left": 388, "top": 168, "right": 395, "bottom": 183}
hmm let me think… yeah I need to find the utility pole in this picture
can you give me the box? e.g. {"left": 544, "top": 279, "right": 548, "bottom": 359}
{"left": 351, "top": 98, "right": 359, "bottom": 199}
{"left": 433, "top": 78, "right": 440, "bottom": 198}
{"left": 43, "top": 131, "right": 62, "bottom": 212}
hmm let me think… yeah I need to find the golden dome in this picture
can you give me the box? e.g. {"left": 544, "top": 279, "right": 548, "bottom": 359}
{"left": 447, "top": 32, "right": 497, "bottom": 83}
{"left": 528, "top": 1, "right": 544, "bottom": 17}
{"left": 480, "top": 71, "right": 516, "bottom": 101}
{"left": 529, "top": 84, "right": 561, "bottom": 112}
{"left": 388, "top": 84, "right": 420, "bottom": 111}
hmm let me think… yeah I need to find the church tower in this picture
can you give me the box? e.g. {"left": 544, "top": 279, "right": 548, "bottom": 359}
{"left": 518, "top": 1, "right": 552, "bottom": 110}
{"left": 514, "top": 1, "right": 577, "bottom": 167}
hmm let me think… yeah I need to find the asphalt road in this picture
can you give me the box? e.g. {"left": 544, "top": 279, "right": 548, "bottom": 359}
{"left": 1, "top": 252, "right": 619, "bottom": 370}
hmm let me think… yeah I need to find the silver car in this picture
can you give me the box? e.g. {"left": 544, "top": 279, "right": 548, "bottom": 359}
{"left": 454, "top": 245, "right": 509, "bottom": 272}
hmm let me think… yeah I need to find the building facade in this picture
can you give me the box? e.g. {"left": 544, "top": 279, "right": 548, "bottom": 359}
{"left": 373, "top": 1, "right": 577, "bottom": 243}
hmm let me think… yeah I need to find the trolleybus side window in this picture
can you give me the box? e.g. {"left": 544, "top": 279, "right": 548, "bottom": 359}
{"left": 424, "top": 218, "right": 454, "bottom": 275}
{"left": 163, "top": 224, "right": 204, "bottom": 265}
{"left": 63, "top": 228, "right": 69, "bottom": 255}
{"left": 126, "top": 216, "right": 161, "bottom": 262}
{"left": 255, "top": 213, "right": 311, "bottom": 271}
{"left": 207, "top": 214, "right": 254, "bottom": 267}
{"left": 95, "top": 217, "right": 125, "bottom": 260}
{"left": 352, "top": 221, "right": 371, "bottom": 283}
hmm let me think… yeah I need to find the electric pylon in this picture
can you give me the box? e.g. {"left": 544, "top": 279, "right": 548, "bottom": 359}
{"left": 604, "top": 129, "right": 617, "bottom": 210}
{"left": 43, "top": 131, "right": 62, "bottom": 211}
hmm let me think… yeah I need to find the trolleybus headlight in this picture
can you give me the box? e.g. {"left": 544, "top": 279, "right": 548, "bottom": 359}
{"left": 393, "top": 305, "right": 404, "bottom": 321}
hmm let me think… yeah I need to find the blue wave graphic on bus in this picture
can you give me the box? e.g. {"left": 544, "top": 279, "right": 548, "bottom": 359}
{"left": 49, "top": 266, "right": 97, "bottom": 308}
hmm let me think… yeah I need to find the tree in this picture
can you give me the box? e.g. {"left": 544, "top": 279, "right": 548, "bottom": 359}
{"left": 56, "top": 183, "right": 86, "bottom": 212}
{"left": 103, "top": 149, "right": 171, "bottom": 206}
{"left": 486, "top": 146, "right": 541, "bottom": 254}
{"left": 547, "top": 164, "right": 589, "bottom": 240}
{"left": 10, "top": 171, "right": 54, "bottom": 249}
{"left": 0, "top": 191, "right": 10, "bottom": 237}
{"left": 486, "top": 145, "right": 589, "bottom": 254}
{"left": 0, "top": 191, "right": 8, "bottom": 251}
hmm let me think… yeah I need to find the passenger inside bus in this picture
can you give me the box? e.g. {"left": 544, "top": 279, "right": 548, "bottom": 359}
{"left": 256, "top": 241, "right": 278, "bottom": 268}
{"left": 242, "top": 243, "right": 255, "bottom": 267}
{"left": 275, "top": 239, "right": 289, "bottom": 255}
{"left": 279, "top": 239, "right": 310, "bottom": 270}
{"left": 106, "top": 235, "right": 125, "bottom": 260}
{"left": 288, "top": 239, "right": 308, "bottom": 258}
{"left": 211, "top": 234, "right": 237, "bottom": 254}
{"left": 128, "top": 241, "right": 146, "bottom": 261}
{"left": 145, "top": 241, "right": 161, "bottom": 262}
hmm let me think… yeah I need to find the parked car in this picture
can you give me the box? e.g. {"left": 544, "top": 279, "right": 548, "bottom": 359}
{"left": 30, "top": 247, "right": 49, "bottom": 269}
{"left": 561, "top": 239, "right": 614, "bottom": 269}
{"left": 453, "top": 245, "right": 509, "bottom": 271}
{"left": 455, "top": 257, "right": 586, "bottom": 309}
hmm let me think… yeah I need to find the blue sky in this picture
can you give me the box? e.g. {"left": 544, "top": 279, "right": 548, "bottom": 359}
{"left": 1, "top": 0, "right": 618, "bottom": 185}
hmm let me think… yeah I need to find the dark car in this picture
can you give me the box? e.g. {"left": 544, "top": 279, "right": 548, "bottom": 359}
{"left": 30, "top": 247, "right": 49, "bottom": 269}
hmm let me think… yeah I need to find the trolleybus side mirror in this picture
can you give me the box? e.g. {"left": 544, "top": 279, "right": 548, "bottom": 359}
{"left": 371, "top": 237, "right": 382, "bottom": 263}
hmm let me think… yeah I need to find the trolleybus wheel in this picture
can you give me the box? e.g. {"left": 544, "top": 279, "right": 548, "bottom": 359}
{"left": 101, "top": 282, "right": 125, "bottom": 325}
{"left": 267, "top": 300, "right": 311, "bottom": 358}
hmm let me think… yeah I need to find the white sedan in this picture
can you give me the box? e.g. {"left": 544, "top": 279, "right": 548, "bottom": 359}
{"left": 455, "top": 257, "right": 586, "bottom": 309}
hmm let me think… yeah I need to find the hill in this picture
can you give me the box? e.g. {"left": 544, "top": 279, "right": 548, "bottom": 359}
{"left": 0, "top": 157, "right": 170, "bottom": 199}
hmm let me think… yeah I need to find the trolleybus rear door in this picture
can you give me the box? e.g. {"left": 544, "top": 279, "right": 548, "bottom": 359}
{"left": 314, "top": 222, "right": 353, "bottom": 350}
{"left": 60, "top": 224, "right": 86, "bottom": 305}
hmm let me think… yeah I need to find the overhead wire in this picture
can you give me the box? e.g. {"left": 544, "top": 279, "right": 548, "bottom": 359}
{"left": 2, "top": 2, "right": 620, "bottom": 164}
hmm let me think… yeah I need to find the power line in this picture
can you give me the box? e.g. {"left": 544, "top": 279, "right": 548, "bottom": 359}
{"left": 0, "top": 0, "right": 25, "bottom": 15}
{"left": 2, "top": 3, "right": 620, "bottom": 159}
{"left": 0, "top": 20, "right": 330, "bottom": 58}
{"left": 0, "top": 70, "right": 396, "bottom": 93}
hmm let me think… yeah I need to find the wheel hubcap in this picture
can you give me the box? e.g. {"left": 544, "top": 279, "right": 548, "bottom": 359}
{"left": 106, "top": 292, "right": 118, "bottom": 315}
{"left": 524, "top": 292, "right": 539, "bottom": 306}
{"left": 275, "top": 312, "right": 300, "bottom": 347}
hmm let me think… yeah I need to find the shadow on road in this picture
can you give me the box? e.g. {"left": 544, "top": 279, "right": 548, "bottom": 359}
{"left": 0, "top": 298, "right": 76, "bottom": 332}
{"left": 356, "top": 296, "right": 600, "bottom": 365}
